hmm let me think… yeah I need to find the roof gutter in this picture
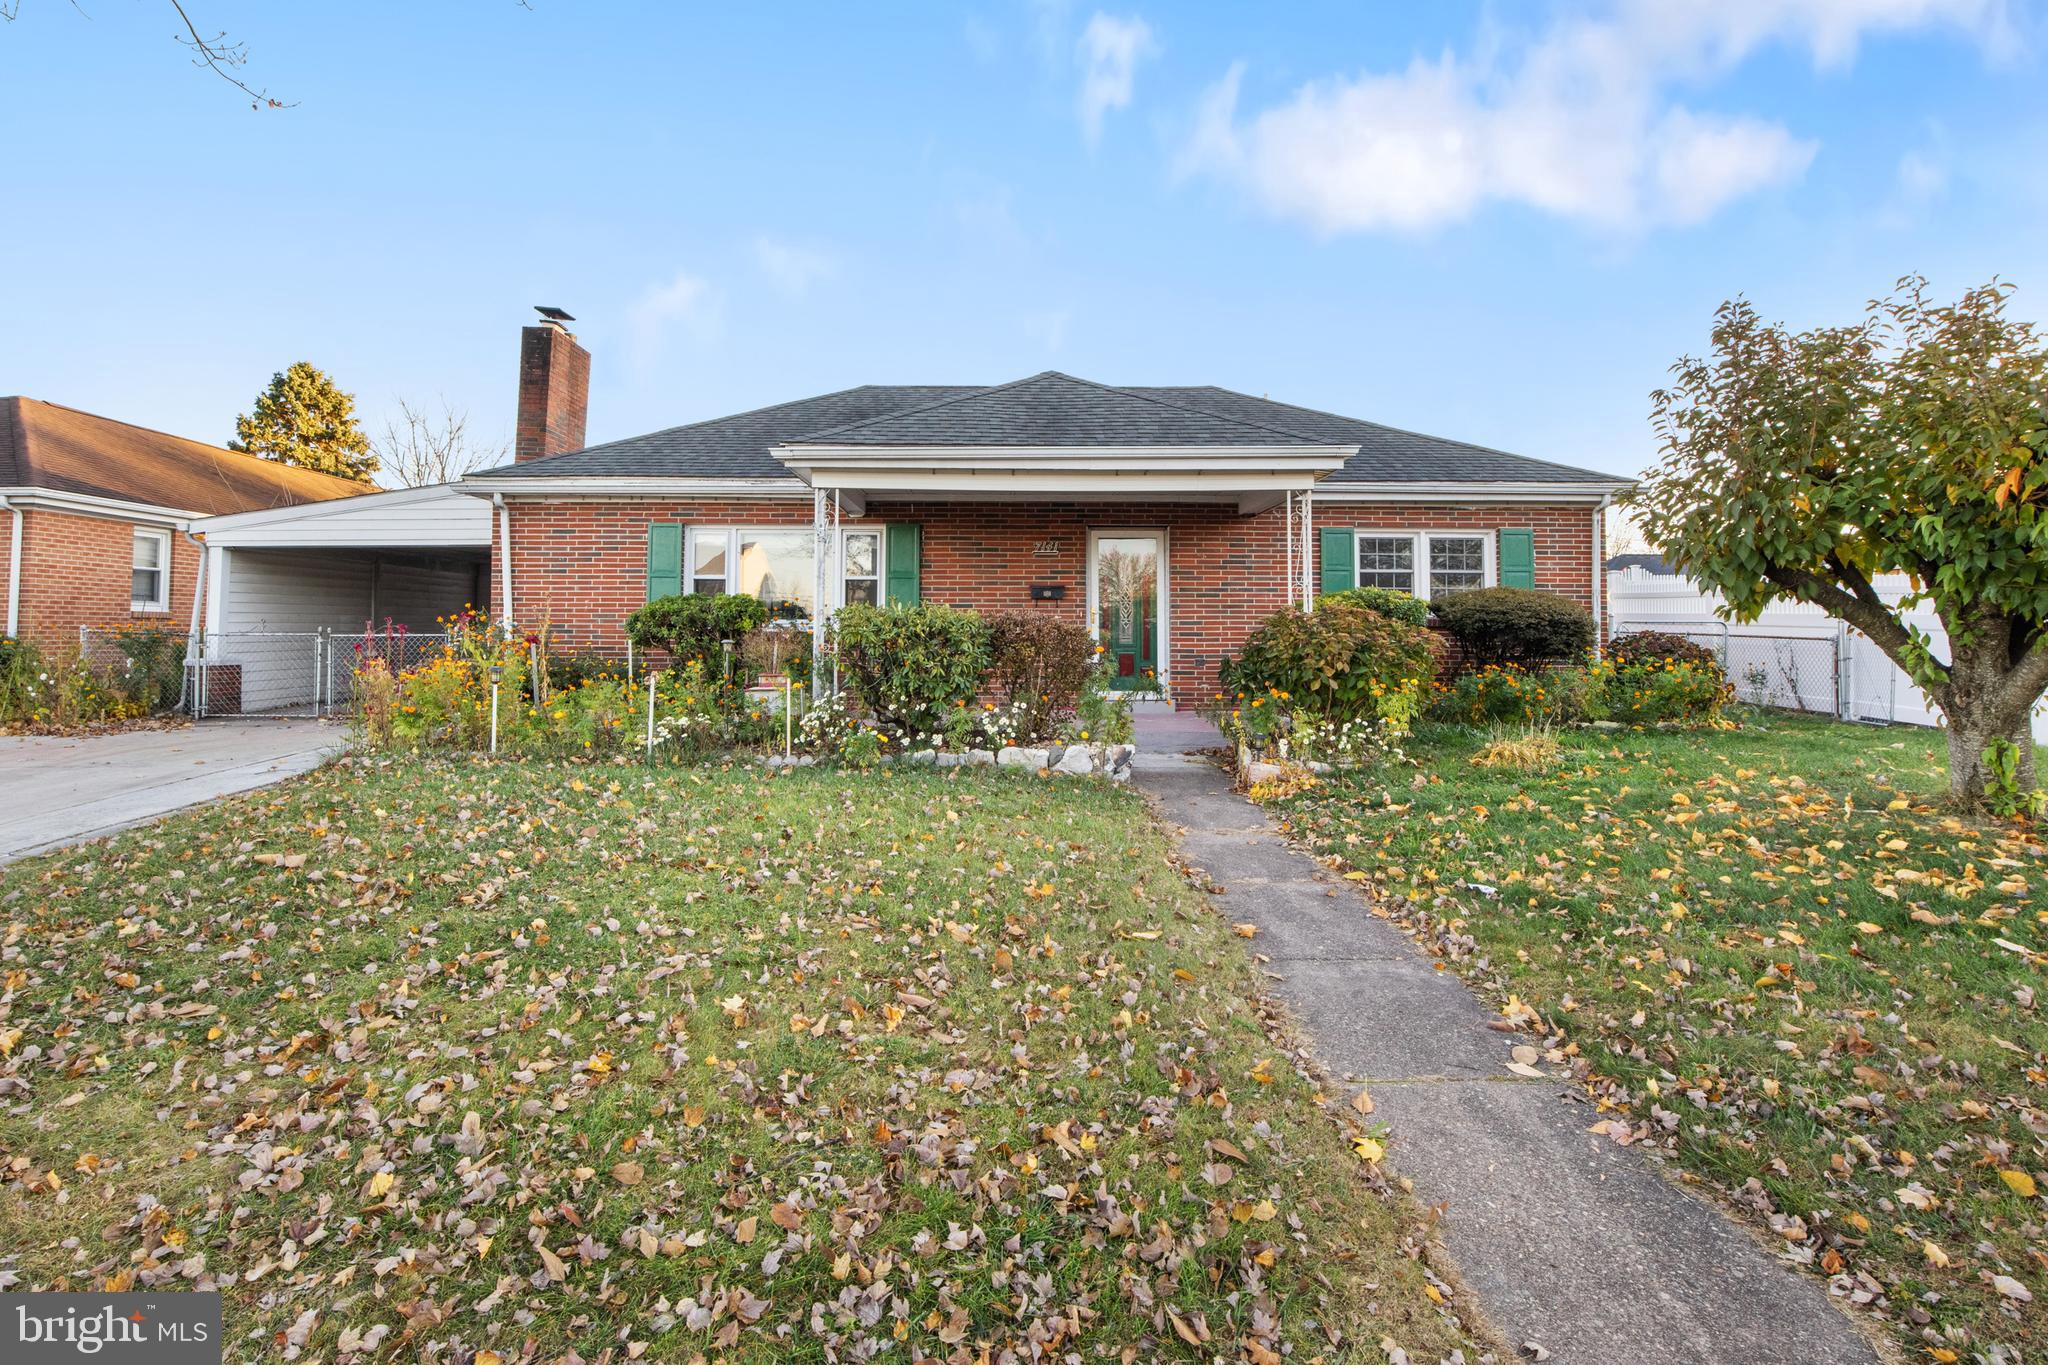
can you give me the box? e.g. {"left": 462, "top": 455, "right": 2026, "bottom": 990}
{"left": 460, "top": 476, "right": 810, "bottom": 499}
{"left": 1, "top": 493, "right": 20, "bottom": 638}
{"left": 1313, "top": 480, "right": 1635, "bottom": 504}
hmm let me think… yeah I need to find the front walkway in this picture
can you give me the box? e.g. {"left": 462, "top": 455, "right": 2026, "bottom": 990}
{"left": 0, "top": 720, "right": 342, "bottom": 864}
{"left": 1129, "top": 736, "right": 1878, "bottom": 1365}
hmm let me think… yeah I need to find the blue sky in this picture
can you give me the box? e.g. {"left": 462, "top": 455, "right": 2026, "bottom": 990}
{"left": 4, "top": 0, "right": 2044, "bottom": 485}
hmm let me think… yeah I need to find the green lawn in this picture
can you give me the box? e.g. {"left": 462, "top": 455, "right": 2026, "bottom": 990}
{"left": 0, "top": 759, "right": 1488, "bottom": 1364}
{"left": 1278, "top": 713, "right": 2046, "bottom": 1361}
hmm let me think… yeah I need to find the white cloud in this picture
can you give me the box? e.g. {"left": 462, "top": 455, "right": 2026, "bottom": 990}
{"left": 1894, "top": 148, "right": 1948, "bottom": 204}
{"left": 751, "top": 238, "right": 835, "bottom": 299}
{"left": 1180, "top": 0, "right": 2007, "bottom": 234}
{"left": 627, "top": 269, "right": 718, "bottom": 368}
{"left": 1077, "top": 13, "right": 1157, "bottom": 145}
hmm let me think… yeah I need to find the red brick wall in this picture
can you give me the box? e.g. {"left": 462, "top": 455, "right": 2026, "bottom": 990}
{"left": 8, "top": 507, "right": 198, "bottom": 647}
{"left": 499, "top": 496, "right": 1604, "bottom": 704}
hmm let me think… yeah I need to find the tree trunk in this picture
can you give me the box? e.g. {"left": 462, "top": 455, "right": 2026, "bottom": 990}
{"left": 1945, "top": 709, "right": 2038, "bottom": 811}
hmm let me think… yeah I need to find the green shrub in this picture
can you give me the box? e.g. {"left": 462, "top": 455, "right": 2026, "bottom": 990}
{"left": 0, "top": 635, "right": 146, "bottom": 730}
{"left": 1428, "top": 663, "right": 1579, "bottom": 726}
{"left": 1316, "top": 586, "right": 1429, "bottom": 627}
{"left": 1433, "top": 588, "right": 1594, "bottom": 666}
{"left": 829, "top": 603, "right": 992, "bottom": 738}
{"left": 1221, "top": 600, "right": 1436, "bottom": 730}
{"left": 1583, "top": 656, "right": 1730, "bottom": 725}
{"left": 985, "top": 611, "right": 1096, "bottom": 742}
{"left": 625, "top": 594, "right": 770, "bottom": 682}
{"left": 1607, "top": 630, "right": 1718, "bottom": 671}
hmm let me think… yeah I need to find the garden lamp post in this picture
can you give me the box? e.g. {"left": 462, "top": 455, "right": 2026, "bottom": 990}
{"left": 488, "top": 664, "right": 503, "bottom": 755}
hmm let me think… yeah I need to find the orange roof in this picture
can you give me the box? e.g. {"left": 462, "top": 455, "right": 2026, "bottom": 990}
{"left": 0, "top": 396, "right": 370, "bottom": 516}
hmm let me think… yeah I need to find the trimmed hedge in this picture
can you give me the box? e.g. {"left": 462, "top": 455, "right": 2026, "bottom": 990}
{"left": 1433, "top": 587, "right": 1593, "bottom": 666}
{"left": 625, "top": 594, "right": 770, "bottom": 681}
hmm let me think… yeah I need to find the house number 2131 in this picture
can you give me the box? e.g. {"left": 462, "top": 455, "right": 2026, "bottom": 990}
{"left": 1032, "top": 539, "right": 1060, "bottom": 557}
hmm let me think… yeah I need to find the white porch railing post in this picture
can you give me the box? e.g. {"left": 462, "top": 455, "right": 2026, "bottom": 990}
{"left": 1301, "top": 492, "right": 1314, "bottom": 609}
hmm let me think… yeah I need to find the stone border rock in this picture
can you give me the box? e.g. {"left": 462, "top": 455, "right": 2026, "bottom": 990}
{"left": 765, "top": 742, "right": 1136, "bottom": 780}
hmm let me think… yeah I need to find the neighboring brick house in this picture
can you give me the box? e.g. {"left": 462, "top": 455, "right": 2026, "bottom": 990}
{"left": 463, "top": 313, "right": 1631, "bottom": 706}
{"left": 0, "top": 397, "right": 366, "bottom": 645}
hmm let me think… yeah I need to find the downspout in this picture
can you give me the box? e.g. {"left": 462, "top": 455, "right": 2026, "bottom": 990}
{"left": 492, "top": 494, "right": 514, "bottom": 633}
{"left": 178, "top": 528, "right": 208, "bottom": 713}
{"left": 0, "top": 494, "right": 20, "bottom": 638}
{"left": 1591, "top": 494, "right": 1612, "bottom": 656}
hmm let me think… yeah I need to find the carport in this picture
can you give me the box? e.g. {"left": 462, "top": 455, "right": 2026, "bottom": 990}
{"left": 189, "top": 483, "right": 492, "bottom": 716}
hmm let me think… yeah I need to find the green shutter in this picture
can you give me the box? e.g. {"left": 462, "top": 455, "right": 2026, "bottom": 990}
{"left": 646, "top": 523, "right": 684, "bottom": 601}
{"left": 1498, "top": 528, "right": 1535, "bottom": 589}
{"left": 884, "top": 523, "right": 921, "bottom": 606}
{"left": 1317, "top": 528, "right": 1355, "bottom": 595}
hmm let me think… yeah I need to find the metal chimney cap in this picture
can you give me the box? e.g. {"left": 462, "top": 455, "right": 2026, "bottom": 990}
{"left": 534, "top": 305, "right": 576, "bottom": 324}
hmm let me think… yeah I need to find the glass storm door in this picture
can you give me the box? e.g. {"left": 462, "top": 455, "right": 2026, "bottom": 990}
{"left": 1094, "top": 534, "right": 1160, "bottom": 691}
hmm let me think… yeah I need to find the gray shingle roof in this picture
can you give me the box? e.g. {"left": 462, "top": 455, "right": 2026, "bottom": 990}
{"left": 788, "top": 371, "right": 1323, "bottom": 448}
{"left": 474, "top": 384, "right": 979, "bottom": 481}
{"left": 472, "top": 373, "right": 1630, "bottom": 486}
{"left": 1128, "top": 387, "right": 1625, "bottom": 484}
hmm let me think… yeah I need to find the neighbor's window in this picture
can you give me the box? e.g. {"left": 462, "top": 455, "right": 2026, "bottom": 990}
{"left": 1427, "top": 535, "right": 1487, "bottom": 597}
{"left": 1355, "top": 536, "right": 1415, "bottom": 592}
{"left": 736, "top": 530, "right": 815, "bottom": 620}
{"left": 842, "top": 530, "right": 880, "bottom": 606}
{"left": 131, "top": 528, "right": 170, "bottom": 612}
{"left": 686, "top": 529, "right": 730, "bottom": 596}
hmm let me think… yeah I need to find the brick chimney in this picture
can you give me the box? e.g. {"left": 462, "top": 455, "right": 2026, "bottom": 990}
{"left": 514, "top": 306, "right": 591, "bottom": 462}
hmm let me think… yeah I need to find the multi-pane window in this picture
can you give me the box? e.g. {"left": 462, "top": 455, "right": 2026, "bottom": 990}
{"left": 1353, "top": 531, "right": 1493, "bottom": 601}
{"left": 1428, "top": 535, "right": 1487, "bottom": 597}
{"left": 131, "top": 529, "right": 169, "bottom": 611}
{"left": 842, "top": 531, "right": 880, "bottom": 606}
{"left": 1355, "top": 536, "right": 1415, "bottom": 591}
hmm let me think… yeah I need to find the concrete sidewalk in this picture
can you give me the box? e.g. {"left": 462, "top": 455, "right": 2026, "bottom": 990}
{"left": 1134, "top": 750, "right": 1879, "bottom": 1365}
{"left": 0, "top": 720, "right": 342, "bottom": 863}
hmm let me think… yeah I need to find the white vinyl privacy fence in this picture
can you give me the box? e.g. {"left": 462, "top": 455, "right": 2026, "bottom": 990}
{"left": 1608, "top": 571, "right": 2048, "bottom": 743}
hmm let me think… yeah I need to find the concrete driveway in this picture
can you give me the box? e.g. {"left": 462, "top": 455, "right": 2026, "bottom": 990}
{"left": 0, "top": 720, "right": 344, "bottom": 864}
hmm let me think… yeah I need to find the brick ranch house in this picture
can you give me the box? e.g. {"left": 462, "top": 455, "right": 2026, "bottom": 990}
{"left": 457, "top": 314, "right": 1632, "bottom": 705}
{"left": 0, "top": 396, "right": 365, "bottom": 646}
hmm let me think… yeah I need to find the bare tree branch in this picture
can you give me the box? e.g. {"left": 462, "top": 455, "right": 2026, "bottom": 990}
{"left": 166, "top": 0, "right": 290, "bottom": 109}
{"left": 376, "top": 398, "right": 505, "bottom": 489}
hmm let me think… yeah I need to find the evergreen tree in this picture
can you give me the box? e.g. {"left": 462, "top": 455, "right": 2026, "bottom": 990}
{"left": 230, "top": 362, "right": 378, "bottom": 482}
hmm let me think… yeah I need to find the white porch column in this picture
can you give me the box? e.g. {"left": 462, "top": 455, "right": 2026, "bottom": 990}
{"left": 1300, "top": 491, "right": 1314, "bottom": 609}
{"left": 811, "top": 488, "right": 829, "bottom": 702}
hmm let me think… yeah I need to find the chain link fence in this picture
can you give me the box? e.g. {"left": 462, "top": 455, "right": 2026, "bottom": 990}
{"left": 157, "top": 629, "right": 457, "bottom": 719}
{"left": 76, "top": 625, "right": 193, "bottom": 715}
{"left": 1616, "top": 619, "right": 1862, "bottom": 720}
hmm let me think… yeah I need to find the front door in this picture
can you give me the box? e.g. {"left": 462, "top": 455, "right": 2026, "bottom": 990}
{"left": 1093, "top": 532, "right": 1161, "bottom": 692}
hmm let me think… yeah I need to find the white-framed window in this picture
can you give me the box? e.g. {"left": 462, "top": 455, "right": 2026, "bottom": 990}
{"left": 686, "top": 528, "right": 729, "bottom": 596}
{"left": 685, "top": 528, "right": 879, "bottom": 616}
{"left": 841, "top": 529, "right": 881, "bottom": 606}
{"left": 1355, "top": 531, "right": 1493, "bottom": 602}
{"left": 131, "top": 527, "right": 171, "bottom": 612}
